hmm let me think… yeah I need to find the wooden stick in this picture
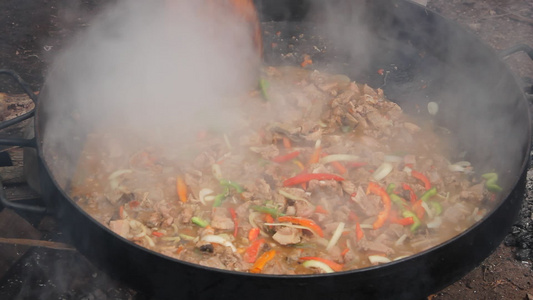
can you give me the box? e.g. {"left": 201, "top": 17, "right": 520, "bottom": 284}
{"left": 0, "top": 237, "right": 76, "bottom": 251}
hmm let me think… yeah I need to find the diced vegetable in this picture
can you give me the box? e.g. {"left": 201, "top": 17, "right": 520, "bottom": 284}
{"left": 244, "top": 238, "right": 266, "bottom": 263}
{"left": 201, "top": 235, "right": 237, "bottom": 252}
{"left": 366, "top": 183, "right": 392, "bottom": 229}
{"left": 250, "top": 249, "right": 276, "bottom": 273}
{"left": 299, "top": 257, "right": 343, "bottom": 272}
{"left": 277, "top": 216, "right": 324, "bottom": 237}
{"left": 272, "top": 151, "right": 301, "bottom": 163}
{"left": 176, "top": 176, "right": 188, "bottom": 203}
{"left": 368, "top": 255, "right": 391, "bottom": 264}
{"left": 283, "top": 173, "right": 345, "bottom": 187}
{"left": 326, "top": 222, "right": 345, "bottom": 251}
{"left": 301, "top": 260, "right": 334, "bottom": 273}
{"left": 411, "top": 170, "right": 431, "bottom": 190}
{"left": 191, "top": 216, "right": 209, "bottom": 228}
{"left": 372, "top": 162, "right": 393, "bottom": 181}
{"left": 251, "top": 205, "right": 285, "bottom": 218}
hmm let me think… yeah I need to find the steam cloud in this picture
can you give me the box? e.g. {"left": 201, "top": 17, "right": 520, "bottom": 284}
{"left": 44, "top": 0, "right": 259, "bottom": 157}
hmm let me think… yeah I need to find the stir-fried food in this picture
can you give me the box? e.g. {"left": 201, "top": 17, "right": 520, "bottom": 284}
{"left": 71, "top": 67, "right": 501, "bottom": 274}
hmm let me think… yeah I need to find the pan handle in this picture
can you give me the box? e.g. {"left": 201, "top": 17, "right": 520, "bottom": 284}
{"left": 0, "top": 70, "right": 47, "bottom": 213}
{"left": 499, "top": 44, "right": 533, "bottom": 102}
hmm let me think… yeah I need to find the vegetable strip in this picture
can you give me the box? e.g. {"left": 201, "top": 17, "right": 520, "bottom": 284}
{"left": 283, "top": 173, "right": 345, "bottom": 187}
{"left": 411, "top": 170, "right": 431, "bottom": 190}
{"left": 245, "top": 238, "right": 266, "bottom": 263}
{"left": 299, "top": 257, "right": 344, "bottom": 272}
{"left": 366, "top": 183, "right": 392, "bottom": 229}
{"left": 272, "top": 151, "right": 300, "bottom": 163}
{"left": 277, "top": 216, "right": 324, "bottom": 237}
{"left": 250, "top": 249, "right": 276, "bottom": 273}
{"left": 229, "top": 207, "right": 238, "bottom": 237}
{"left": 176, "top": 176, "right": 188, "bottom": 203}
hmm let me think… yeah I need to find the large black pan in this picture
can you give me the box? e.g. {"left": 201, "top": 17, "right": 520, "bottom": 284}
{"left": 0, "top": 0, "right": 531, "bottom": 299}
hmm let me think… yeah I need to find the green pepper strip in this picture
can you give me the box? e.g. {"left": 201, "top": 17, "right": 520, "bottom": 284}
{"left": 390, "top": 194, "right": 409, "bottom": 210}
{"left": 251, "top": 205, "right": 285, "bottom": 218}
{"left": 402, "top": 210, "right": 421, "bottom": 232}
{"left": 420, "top": 187, "right": 437, "bottom": 202}
{"left": 191, "top": 216, "right": 209, "bottom": 228}
{"left": 386, "top": 183, "right": 396, "bottom": 195}
{"left": 220, "top": 179, "right": 244, "bottom": 193}
{"left": 429, "top": 201, "right": 442, "bottom": 216}
{"left": 481, "top": 172, "right": 503, "bottom": 192}
{"left": 259, "top": 78, "right": 270, "bottom": 101}
{"left": 213, "top": 187, "right": 229, "bottom": 207}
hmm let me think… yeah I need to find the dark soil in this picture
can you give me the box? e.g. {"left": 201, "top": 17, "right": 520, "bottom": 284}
{"left": 1, "top": 0, "right": 533, "bottom": 299}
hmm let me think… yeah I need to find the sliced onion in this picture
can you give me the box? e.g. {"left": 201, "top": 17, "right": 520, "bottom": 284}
{"left": 368, "top": 255, "right": 391, "bottom": 264}
{"left": 199, "top": 188, "right": 215, "bottom": 205}
{"left": 394, "top": 234, "right": 408, "bottom": 247}
{"left": 278, "top": 189, "right": 311, "bottom": 204}
{"left": 320, "top": 154, "right": 360, "bottom": 164}
{"left": 421, "top": 201, "right": 434, "bottom": 219}
{"left": 448, "top": 161, "right": 472, "bottom": 173}
{"left": 359, "top": 224, "right": 373, "bottom": 229}
{"left": 302, "top": 260, "right": 335, "bottom": 273}
{"left": 384, "top": 155, "right": 403, "bottom": 163}
{"left": 201, "top": 235, "right": 237, "bottom": 252}
{"left": 144, "top": 235, "right": 155, "bottom": 247}
{"left": 427, "top": 101, "right": 439, "bottom": 115}
{"left": 426, "top": 216, "right": 442, "bottom": 229}
{"left": 393, "top": 255, "right": 410, "bottom": 261}
{"left": 372, "top": 162, "right": 393, "bottom": 181}
{"left": 109, "top": 169, "right": 133, "bottom": 190}
{"left": 326, "top": 222, "right": 345, "bottom": 251}
{"left": 248, "top": 212, "right": 262, "bottom": 229}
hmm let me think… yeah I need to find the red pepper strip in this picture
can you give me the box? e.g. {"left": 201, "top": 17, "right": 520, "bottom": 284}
{"left": 229, "top": 207, "right": 238, "bottom": 237}
{"left": 272, "top": 151, "right": 301, "bottom": 163}
{"left": 412, "top": 199, "right": 425, "bottom": 220}
{"left": 250, "top": 249, "right": 276, "bottom": 273}
{"left": 315, "top": 205, "right": 329, "bottom": 215}
{"left": 299, "top": 257, "right": 344, "bottom": 272}
{"left": 248, "top": 227, "right": 260, "bottom": 241}
{"left": 411, "top": 170, "right": 431, "bottom": 190}
{"left": 348, "top": 211, "right": 365, "bottom": 241}
{"left": 402, "top": 183, "right": 418, "bottom": 204}
{"left": 283, "top": 173, "right": 345, "bottom": 187}
{"left": 341, "top": 248, "right": 350, "bottom": 257}
{"left": 395, "top": 217, "right": 414, "bottom": 226}
{"left": 355, "top": 221, "right": 364, "bottom": 241}
{"left": 244, "top": 238, "right": 266, "bottom": 263}
{"left": 366, "top": 183, "right": 392, "bottom": 230}
{"left": 152, "top": 231, "right": 165, "bottom": 237}
{"left": 277, "top": 216, "right": 324, "bottom": 237}
{"left": 129, "top": 200, "right": 140, "bottom": 208}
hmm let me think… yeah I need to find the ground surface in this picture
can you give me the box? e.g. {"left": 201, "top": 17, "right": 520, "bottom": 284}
{"left": 0, "top": 0, "right": 533, "bottom": 299}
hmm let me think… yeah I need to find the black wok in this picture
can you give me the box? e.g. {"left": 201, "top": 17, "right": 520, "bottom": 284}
{"left": 0, "top": 0, "right": 531, "bottom": 299}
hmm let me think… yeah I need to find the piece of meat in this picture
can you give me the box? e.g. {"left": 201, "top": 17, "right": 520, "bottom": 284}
{"left": 249, "top": 144, "right": 279, "bottom": 159}
{"left": 199, "top": 256, "right": 227, "bottom": 270}
{"left": 351, "top": 187, "right": 381, "bottom": 217}
{"left": 177, "top": 205, "right": 194, "bottom": 223}
{"left": 109, "top": 219, "right": 130, "bottom": 238}
{"left": 359, "top": 239, "right": 394, "bottom": 255}
{"left": 272, "top": 226, "right": 302, "bottom": 245}
{"left": 460, "top": 183, "right": 485, "bottom": 203}
{"left": 294, "top": 199, "right": 315, "bottom": 218}
{"left": 136, "top": 211, "right": 163, "bottom": 228}
{"left": 211, "top": 208, "right": 235, "bottom": 230}
{"left": 443, "top": 202, "right": 471, "bottom": 223}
